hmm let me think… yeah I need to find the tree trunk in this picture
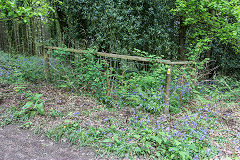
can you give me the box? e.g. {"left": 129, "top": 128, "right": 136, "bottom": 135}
{"left": 30, "top": 17, "right": 36, "bottom": 55}
{"left": 179, "top": 16, "right": 187, "bottom": 61}
{"left": 12, "top": 21, "right": 17, "bottom": 52}
{"left": 40, "top": 18, "right": 44, "bottom": 55}
{"left": 0, "top": 22, "right": 5, "bottom": 50}
{"left": 19, "top": 22, "right": 24, "bottom": 53}
{"left": 15, "top": 21, "right": 20, "bottom": 53}
{"left": 54, "top": 11, "right": 62, "bottom": 46}
{"left": 23, "top": 22, "right": 28, "bottom": 54}
{"left": 206, "top": 42, "right": 212, "bottom": 79}
{"left": 5, "top": 22, "right": 12, "bottom": 52}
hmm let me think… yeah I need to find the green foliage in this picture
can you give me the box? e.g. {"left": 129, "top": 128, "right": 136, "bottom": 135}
{"left": 3, "top": 51, "right": 239, "bottom": 159}
{"left": 211, "top": 42, "right": 240, "bottom": 78}
{"left": 46, "top": 115, "right": 217, "bottom": 159}
{"left": 198, "top": 76, "right": 240, "bottom": 103}
{"left": 1, "top": 50, "right": 194, "bottom": 114}
{"left": 51, "top": 50, "right": 73, "bottom": 62}
{"left": 173, "top": 0, "right": 240, "bottom": 54}
{"left": 12, "top": 91, "right": 45, "bottom": 119}
{"left": 170, "top": 0, "right": 240, "bottom": 77}
{"left": 2, "top": 49, "right": 239, "bottom": 159}
{"left": 49, "top": 109, "right": 63, "bottom": 119}
{"left": 0, "top": 52, "right": 45, "bottom": 83}
{"left": 23, "top": 92, "right": 45, "bottom": 116}
{"left": 50, "top": 49, "right": 194, "bottom": 114}
{"left": 73, "top": 51, "right": 106, "bottom": 92}
{"left": 20, "top": 121, "right": 33, "bottom": 129}
{"left": 51, "top": 0, "right": 178, "bottom": 58}
{"left": 0, "top": 0, "right": 239, "bottom": 156}
{"left": 51, "top": 49, "right": 108, "bottom": 93}
{"left": 0, "top": 91, "right": 45, "bottom": 127}
{"left": 0, "top": 0, "right": 54, "bottom": 22}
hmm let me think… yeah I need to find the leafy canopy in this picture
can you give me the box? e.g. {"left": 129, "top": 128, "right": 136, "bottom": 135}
{"left": 0, "top": 0, "right": 55, "bottom": 22}
{"left": 173, "top": 0, "right": 240, "bottom": 54}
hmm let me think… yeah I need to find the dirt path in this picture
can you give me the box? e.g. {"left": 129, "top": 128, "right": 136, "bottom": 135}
{"left": 0, "top": 125, "right": 99, "bottom": 160}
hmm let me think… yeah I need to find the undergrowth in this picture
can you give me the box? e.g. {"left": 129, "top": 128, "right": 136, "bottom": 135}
{"left": 0, "top": 50, "right": 192, "bottom": 114}
{"left": 1, "top": 88, "right": 219, "bottom": 159}
{"left": 0, "top": 50, "right": 239, "bottom": 159}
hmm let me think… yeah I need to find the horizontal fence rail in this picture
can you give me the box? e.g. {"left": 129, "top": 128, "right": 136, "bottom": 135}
{"left": 44, "top": 46, "right": 192, "bottom": 65}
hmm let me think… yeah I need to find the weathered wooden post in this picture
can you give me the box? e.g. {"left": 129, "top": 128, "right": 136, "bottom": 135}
{"left": 44, "top": 47, "right": 51, "bottom": 83}
{"left": 179, "top": 65, "right": 185, "bottom": 105}
{"left": 165, "top": 65, "right": 172, "bottom": 114}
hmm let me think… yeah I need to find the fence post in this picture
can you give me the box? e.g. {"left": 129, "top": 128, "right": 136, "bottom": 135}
{"left": 179, "top": 65, "right": 185, "bottom": 105}
{"left": 165, "top": 65, "right": 172, "bottom": 114}
{"left": 44, "top": 48, "right": 51, "bottom": 83}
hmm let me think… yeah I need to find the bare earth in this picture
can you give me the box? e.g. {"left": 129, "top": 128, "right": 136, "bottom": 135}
{"left": 0, "top": 125, "right": 98, "bottom": 160}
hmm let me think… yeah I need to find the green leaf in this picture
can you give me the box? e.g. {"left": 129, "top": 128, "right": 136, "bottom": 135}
{"left": 179, "top": 151, "right": 190, "bottom": 159}
{"left": 150, "top": 136, "right": 162, "bottom": 144}
{"left": 135, "top": 147, "right": 142, "bottom": 153}
{"left": 170, "top": 147, "right": 179, "bottom": 152}
{"left": 33, "top": 94, "right": 43, "bottom": 101}
{"left": 30, "top": 111, "right": 36, "bottom": 117}
{"left": 173, "top": 139, "right": 181, "bottom": 146}
{"left": 102, "top": 139, "right": 112, "bottom": 143}
{"left": 35, "top": 102, "right": 44, "bottom": 115}
{"left": 133, "top": 134, "right": 141, "bottom": 139}
{"left": 23, "top": 101, "right": 34, "bottom": 109}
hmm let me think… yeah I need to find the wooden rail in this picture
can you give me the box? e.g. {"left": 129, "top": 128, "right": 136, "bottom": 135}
{"left": 44, "top": 46, "right": 192, "bottom": 65}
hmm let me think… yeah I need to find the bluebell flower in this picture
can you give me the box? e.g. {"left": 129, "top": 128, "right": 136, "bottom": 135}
{"left": 74, "top": 112, "right": 79, "bottom": 116}
{"left": 193, "top": 154, "right": 200, "bottom": 160}
{"left": 200, "top": 136, "right": 205, "bottom": 140}
{"left": 192, "top": 121, "right": 197, "bottom": 128}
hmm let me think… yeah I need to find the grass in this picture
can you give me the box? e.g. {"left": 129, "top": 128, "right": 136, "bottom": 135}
{"left": 0, "top": 51, "right": 239, "bottom": 159}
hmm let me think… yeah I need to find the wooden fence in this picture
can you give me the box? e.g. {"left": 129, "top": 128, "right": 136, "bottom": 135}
{"left": 43, "top": 46, "right": 192, "bottom": 113}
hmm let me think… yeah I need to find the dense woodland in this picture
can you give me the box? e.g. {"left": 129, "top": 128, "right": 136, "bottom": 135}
{"left": 0, "top": 0, "right": 240, "bottom": 159}
{"left": 0, "top": 0, "right": 239, "bottom": 78}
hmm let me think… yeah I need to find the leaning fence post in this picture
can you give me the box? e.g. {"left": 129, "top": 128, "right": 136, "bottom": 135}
{"left": 44, "top": 47, "right": 51, "bottom": 83}
{"left": 165, "top": 65, "right": 172, "bottom": 114}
